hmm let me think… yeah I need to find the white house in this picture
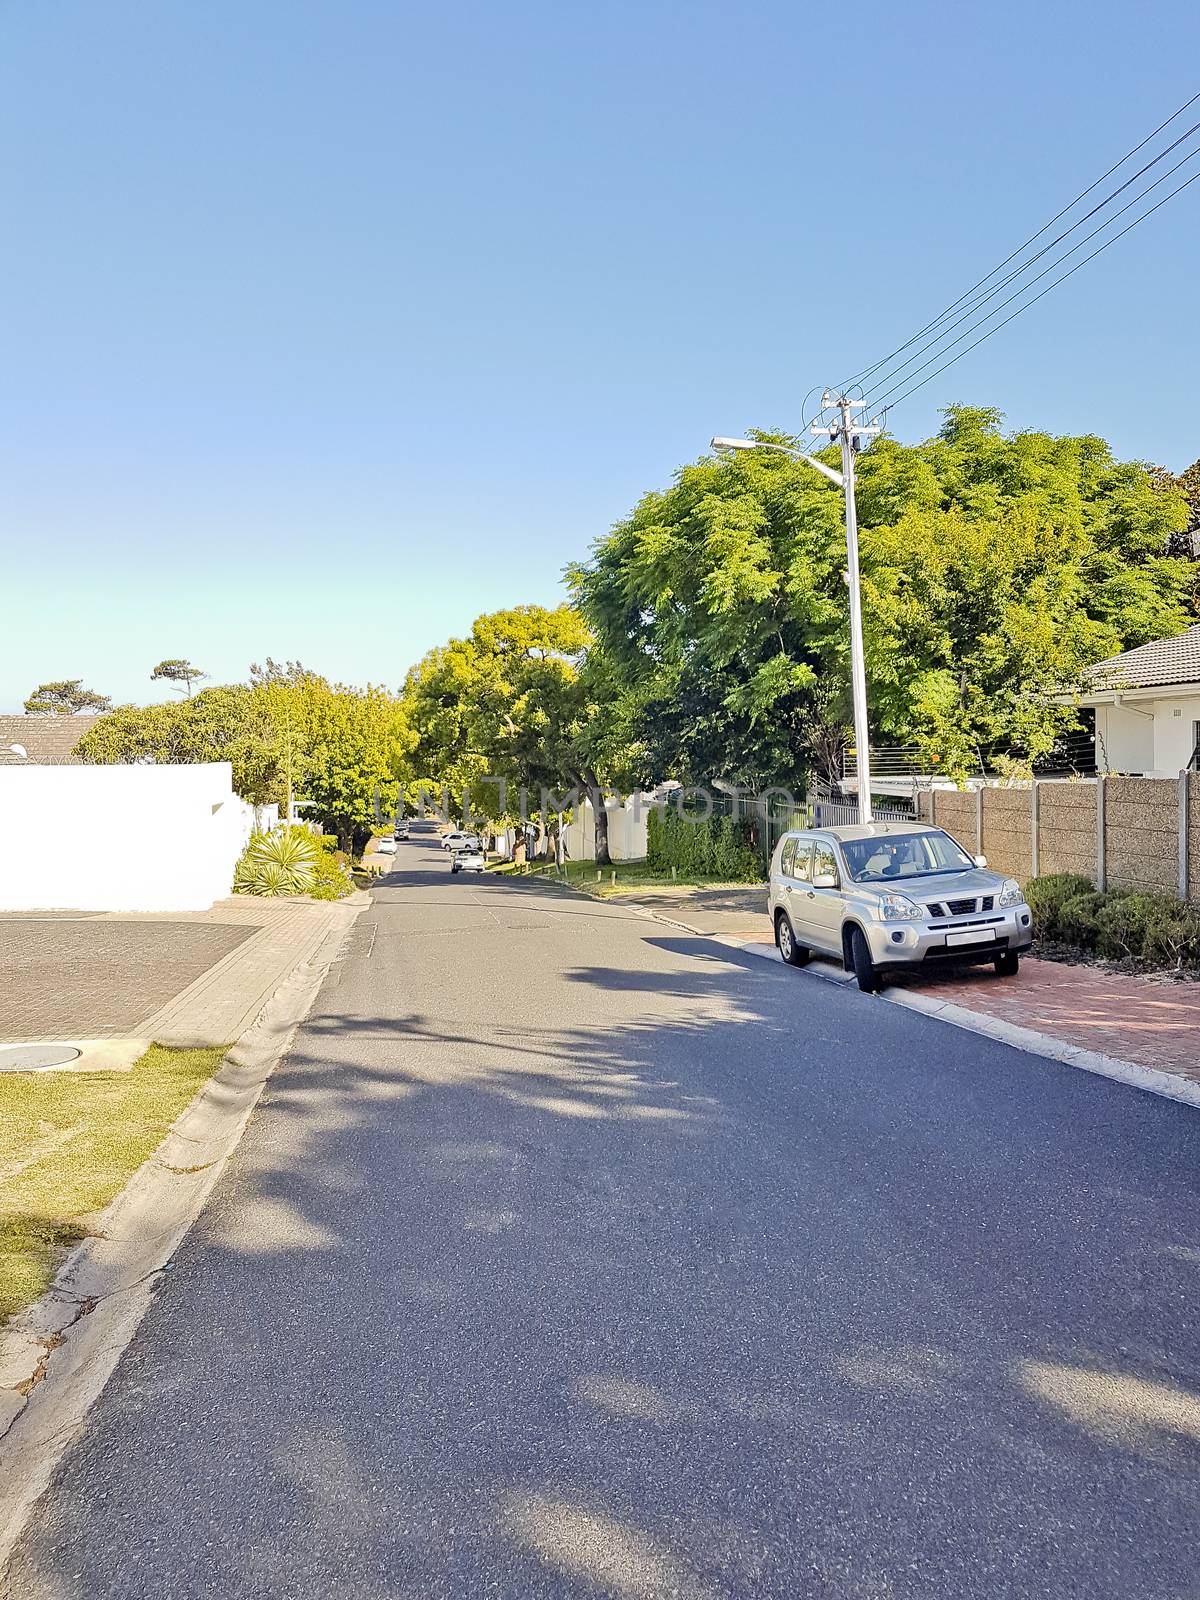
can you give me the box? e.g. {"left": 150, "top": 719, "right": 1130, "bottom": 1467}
{"left": 1079, "top": 622, "right": 1200, "bottom": 776}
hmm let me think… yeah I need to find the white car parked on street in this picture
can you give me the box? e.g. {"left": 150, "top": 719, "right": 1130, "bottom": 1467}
{"left": 768, "top": 823, "right": 1033, "bottom": 992}
{"left": 441, "top": 830, "right": 482, "bottom": 852}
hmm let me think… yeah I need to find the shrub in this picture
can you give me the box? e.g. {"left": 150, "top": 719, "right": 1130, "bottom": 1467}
{"left": 1057, "top": 891, "right": 1109, "bottom": 951}
{"left": 1094, "top": 892, "right": 1200, "bottom": 968}
{"left": 1024, "top": 874, "right": 1200, "bottom": 971}
{"left": 646, "top": 806, "right": 761, "bottom": 881}
{"left": 308, "top": 834, "right": 355, "bottom": 900}
{"left": 1023, "top": 873, "right": 1095, "bottom": 941}
{"left": 234, "top": 828, "right": 319, "bottom": 897}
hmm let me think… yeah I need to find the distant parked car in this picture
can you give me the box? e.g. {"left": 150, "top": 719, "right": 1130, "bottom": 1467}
{"left": 376, "top": 835, "right": 397, "bottom": 855}
{"left": 768, "top": 823, "right": 1032, "bottom": 992}
{"left": 441, "top": 830, "right": 481, "bottom": 852}
{"left": 450, "top": 846, "right": 486, "bottom": 874}
{"left": 394, "top": 819, "right": 410, "bottom": 840}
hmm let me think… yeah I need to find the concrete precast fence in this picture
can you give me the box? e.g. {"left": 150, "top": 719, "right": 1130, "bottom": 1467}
{"left": 919, "top": 774, "right": 1200, "bottom": 902}
{"left": 0, "top": 762, "right": 257, "bottom": 912}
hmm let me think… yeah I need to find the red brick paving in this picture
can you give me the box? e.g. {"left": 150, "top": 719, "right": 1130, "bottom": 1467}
{"left": 895, "top": 958, "right": 1200, "bottom": 1083}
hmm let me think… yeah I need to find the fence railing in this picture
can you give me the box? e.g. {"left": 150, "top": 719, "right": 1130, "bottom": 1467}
{"left": 843, "top": 737, "right": 1098, "bottom": 781}
{"left": 841, "top": 746, "right": 932, "bottom": 778}
{"left": 812, "top": 795, "right": 916, "bottom": 828}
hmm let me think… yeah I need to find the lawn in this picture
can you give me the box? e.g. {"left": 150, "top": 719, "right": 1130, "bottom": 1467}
{"left": 0, "top": 1043, "right": 228, "bottom": 1324}
{"left": 489, "top": 859, "right": 761, "bottom": 896}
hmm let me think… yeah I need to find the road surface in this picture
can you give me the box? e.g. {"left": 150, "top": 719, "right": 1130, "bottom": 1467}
{"left": 6, "top": 823, "right": 1200, "bottom": 1597}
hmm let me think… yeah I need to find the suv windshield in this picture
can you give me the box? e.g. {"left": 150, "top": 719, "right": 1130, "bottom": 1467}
{"left": 840, "top": 830, "right": 974, "bottom": 883}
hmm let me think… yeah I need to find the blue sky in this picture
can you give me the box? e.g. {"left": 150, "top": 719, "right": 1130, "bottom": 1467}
{"left": 2, "top": 0, "right": 1197, "bottom": 711}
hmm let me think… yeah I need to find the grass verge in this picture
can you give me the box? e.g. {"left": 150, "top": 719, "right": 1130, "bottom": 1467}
{"left": 0, "top": 1043, "right": 228, "bottom": 1324}
{"left": 488, "top": 859, "right": 761, "bottom": 897}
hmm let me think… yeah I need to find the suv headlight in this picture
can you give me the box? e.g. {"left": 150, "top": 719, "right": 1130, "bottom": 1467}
{"left": 879, "top": 892, "right": 923, "bottom": 921}
{"left": 998, "top": 878, "right": 1023, "bottom": 908}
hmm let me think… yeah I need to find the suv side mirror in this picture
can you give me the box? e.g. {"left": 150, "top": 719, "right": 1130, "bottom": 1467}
{"left": 974, "top": 854, "right": 988, "bottom": 868}
{"left": 813, "top": 871, "right": 838, "bottom": 889}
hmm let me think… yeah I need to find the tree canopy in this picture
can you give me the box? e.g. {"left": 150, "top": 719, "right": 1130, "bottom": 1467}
{"left": 569, "top": 407, "right": 1197, "bottom": 784}
{"left": 151, "top": 659, "right": 209, "bottom": 696}
{"left": 76, "top": 669, "right": 414, "bottom": 850}
{"left": 402, "top": 603, "right": 630, "bottom": 861}
{"left": 24, "top": 680, "right": 112, "bottom": 715}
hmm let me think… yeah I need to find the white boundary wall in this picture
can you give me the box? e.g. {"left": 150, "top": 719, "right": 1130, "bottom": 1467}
{"left": 562, "top": 796, "right": 651, "bottom": 862}
{"left": 0, "top": 763, "right": 256, "bottom": 912}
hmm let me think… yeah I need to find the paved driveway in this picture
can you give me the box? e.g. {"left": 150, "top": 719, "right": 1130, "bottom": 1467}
{"left": 0, "top": 919, "right": 255, "bottom": 1039}
{"left": 6, "top": 826, "right": 1200, "bottom": 1597}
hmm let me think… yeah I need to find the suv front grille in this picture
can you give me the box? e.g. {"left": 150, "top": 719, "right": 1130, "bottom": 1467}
{"left": 926, "top": 894, "right": 995, "bottom": 919}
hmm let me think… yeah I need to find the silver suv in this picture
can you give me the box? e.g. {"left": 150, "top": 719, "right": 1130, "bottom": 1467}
{"left": 768, "top": 823, "right": 1033, "bottom": 992}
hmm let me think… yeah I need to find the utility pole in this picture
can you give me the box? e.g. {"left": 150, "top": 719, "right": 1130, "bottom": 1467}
{"left": 283, "top": 699, "right": 294, "bottom": 826}
{"left": 810, "top": 394, "right": 879, "bottom": 826}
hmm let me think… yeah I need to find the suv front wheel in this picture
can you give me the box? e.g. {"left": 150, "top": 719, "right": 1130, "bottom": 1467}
{"left": 776, "top": 912, "right": 810, "bottom": 967}
{"left": 849, "top": 926, "right": 881, "bottom": 993}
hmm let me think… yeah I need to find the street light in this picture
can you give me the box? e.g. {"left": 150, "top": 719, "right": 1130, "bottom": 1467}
{"left": 711, "top": 400, "right": 879, "bottom": 823}
{"left": 709, "top": 437, "right": 845, "bottom": 489}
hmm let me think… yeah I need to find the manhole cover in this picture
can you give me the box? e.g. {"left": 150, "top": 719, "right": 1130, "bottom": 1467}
{"left": 0, "top": 1044, "right": 82, "bottom": 1073}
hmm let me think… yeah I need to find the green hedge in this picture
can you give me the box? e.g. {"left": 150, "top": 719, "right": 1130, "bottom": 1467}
{"left": 1024, "top": 873, "right": 1200, "bottom": 970}
{"left": 646, "top": 806, "right": 761, "bottom": 881}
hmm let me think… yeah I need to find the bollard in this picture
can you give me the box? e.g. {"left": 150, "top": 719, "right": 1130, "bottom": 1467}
{"left": 611, "top": 869, "right": 617, "bottom": 887}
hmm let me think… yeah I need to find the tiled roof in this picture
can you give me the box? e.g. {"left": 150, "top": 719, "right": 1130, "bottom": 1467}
{"left": 1083, "top": 623, "right": 1200, "bottom": 690}
{"left": 0, "top": 713, "right": 102, "bottom": 764}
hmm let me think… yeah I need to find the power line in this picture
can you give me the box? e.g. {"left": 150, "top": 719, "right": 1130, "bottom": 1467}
{"left": 864, "top": 140, "right": 1200, "bottom": 411}
{"left": 849, "top": 118, "right": 1200, "bottom": 408}
{"left": 871, "top": 166, "right": 1200, "bottom": 416}
{"left": 837, "top": 89, "right": 1200, "bottom": 395}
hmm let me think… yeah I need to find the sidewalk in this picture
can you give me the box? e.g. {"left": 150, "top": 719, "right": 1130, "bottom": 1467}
{"left": 606, "top": 883, "right": 768, "bottom": 937}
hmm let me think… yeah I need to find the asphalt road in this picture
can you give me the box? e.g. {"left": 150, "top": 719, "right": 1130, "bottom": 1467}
{"left": 7, "top": 824, "right": 1200, "bottom": 1598}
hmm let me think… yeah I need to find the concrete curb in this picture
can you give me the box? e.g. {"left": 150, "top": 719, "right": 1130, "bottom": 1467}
{"left": 0, "top": 906, "right": 362, "bottom": 1570}
{"left": 718, "top": 934, "right": 1200, "bottom": 1113}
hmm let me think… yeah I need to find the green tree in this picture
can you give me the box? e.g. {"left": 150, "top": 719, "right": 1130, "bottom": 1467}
{"left": 24, "top": 680, "right": 112, "bottom": 715}
{"left": 151, "top": 658, "right": 209, "bottom": 697}
{"left": 571, "top": 407, "right": 1197, "bottom": 787}
{"left": 403, "top": 604, "right": 631, "bottom": 863}
{"left": 302, "top": 681, "right": 412, "bottom": 853}
{"left": 75, "top": 668, "right": 414, "bottom": 844}
{"left": 73, "top": 685, "right": 283, "bottom": 804}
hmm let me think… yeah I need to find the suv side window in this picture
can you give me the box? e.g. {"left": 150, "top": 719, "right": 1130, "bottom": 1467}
{"left": 793, "top": 841, "right": 813, "bottom": 882}
{"left": 780, "top": 837, "right": 797, "bottom": 877}
{"left": 812, "top": 842, "right": 838, "bottom": 885}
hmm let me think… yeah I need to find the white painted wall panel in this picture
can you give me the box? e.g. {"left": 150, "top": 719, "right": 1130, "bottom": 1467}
{"left": 0, "top": 763, "right": 252, "bottom": 911}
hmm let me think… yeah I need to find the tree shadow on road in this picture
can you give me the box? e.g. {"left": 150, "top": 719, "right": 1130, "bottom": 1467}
{"left": 11, "top": 915, "right": 1200, "bottom": 1600}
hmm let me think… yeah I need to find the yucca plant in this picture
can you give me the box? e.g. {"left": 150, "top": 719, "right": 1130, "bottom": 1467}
{"left": 233, "top": 828, "right": 319, "bottom": 897}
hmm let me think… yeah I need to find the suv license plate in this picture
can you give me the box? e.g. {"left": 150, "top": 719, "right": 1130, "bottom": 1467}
{"left": 946, "top": 929, "right": 994, "bottom": 947}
